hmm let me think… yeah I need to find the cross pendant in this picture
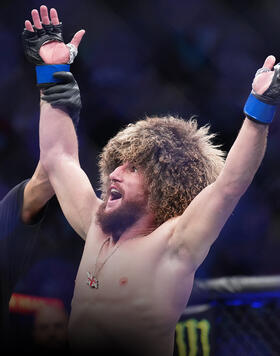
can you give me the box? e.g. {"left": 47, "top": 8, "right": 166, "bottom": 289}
{"left": 86, "top": 272, "right": 99, "bottom": 289}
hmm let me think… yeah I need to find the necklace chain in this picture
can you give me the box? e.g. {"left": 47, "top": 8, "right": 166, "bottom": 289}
{"left": 94, "top": 237, "right": 120, "bottom": 276}
{"left": 86, "top": 237, "right": 122, "bottom": 289}
{"left": 86, "top": 229, "right": 153, "bottom": 289}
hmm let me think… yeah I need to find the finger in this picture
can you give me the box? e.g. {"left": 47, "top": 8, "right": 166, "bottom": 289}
{"left": 70, "top": 29, "right": 86, "bottom": 48}
{"left": 50, "top": 8, "right": 60, "bottom": 25}
{"left": 31, "top": 9, "right": 42, "bottom": 29}
{"left": 43, "top": 84, "right": 72, "bottom": 95}
{"left": 42, "top": 94, "right": 71, "bottom": 102}
{"left": 53, "top": 71, "right": 75, "bottom": 83}
{"left": 262, "top": 55, "right": 276, "bottom": 70}
{"left": 40, "top": 5, "right": 50, "bottom": 25}
{"left": 24, "top": 20, "right": 34, "bottom": 32}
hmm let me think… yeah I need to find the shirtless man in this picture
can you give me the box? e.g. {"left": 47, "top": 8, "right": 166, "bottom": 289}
{"left": 23, "top": 5, "right": 279, "bottom": 356}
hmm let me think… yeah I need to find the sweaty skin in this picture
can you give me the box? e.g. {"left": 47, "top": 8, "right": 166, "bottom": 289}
{"left": 69, "top": 216, "right": 193, "bottom": 355}
{"left": 40, "top": 71, "right": 269, "bottom": 356}
{"left": 26, "top": 5, "right": 273, "bottom": 356}
{"left": 40, "top": 67, "right": 268, "bottom": 355}
{"left": 67, "top": 163, "right": 193, "bottom": 355}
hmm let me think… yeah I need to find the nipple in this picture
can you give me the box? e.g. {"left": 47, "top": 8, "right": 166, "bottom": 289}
{"left": 119, "top": 277, "right": 128, "bottom": 286}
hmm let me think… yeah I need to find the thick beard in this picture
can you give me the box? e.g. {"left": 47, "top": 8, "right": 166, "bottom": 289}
{"left": 96, "top": 198, "right": 147, "bottom": 241}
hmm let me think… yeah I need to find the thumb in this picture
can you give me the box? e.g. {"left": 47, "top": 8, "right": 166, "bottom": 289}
{"left": 70, "top": 29, "right": 86, "bottom": 49}
{"left": 262, "top": 55, "right": 276, "bottom": 70}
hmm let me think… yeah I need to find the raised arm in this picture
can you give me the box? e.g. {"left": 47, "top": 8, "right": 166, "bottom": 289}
{"left": 39, "top": 84, "right": 101, "bottom": 239}
{"left": 23, "top": 5, "right": 101, "bottom": 239}
{"left": 169, "top": 55, "right": 277, "bottom": 270}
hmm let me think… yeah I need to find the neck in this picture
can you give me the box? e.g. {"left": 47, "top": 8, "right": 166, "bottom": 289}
{"left": 111, "top": 213, "right": 156, "bottom": 243}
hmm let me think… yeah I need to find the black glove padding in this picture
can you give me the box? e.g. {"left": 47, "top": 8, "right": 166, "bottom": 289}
{"left": 41, "top": 71, "right": 81, "bottom": 129}
{"left": 253, "top": 64, "right": 280, "bottom": 105}
{"left": 22, "top": 23, "right": 64, "bottom": 65}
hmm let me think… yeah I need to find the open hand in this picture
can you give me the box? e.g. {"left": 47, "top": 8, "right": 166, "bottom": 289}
{"left": 24, "top": 5, "right": 85, "bottom": 64}
{"left": 252, "top": 55, "right": 275, "bottom": 95}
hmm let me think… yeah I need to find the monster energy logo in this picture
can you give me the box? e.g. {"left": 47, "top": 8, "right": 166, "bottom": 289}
{"left": 176, "top": 318, "right": 211, "bottom": 356}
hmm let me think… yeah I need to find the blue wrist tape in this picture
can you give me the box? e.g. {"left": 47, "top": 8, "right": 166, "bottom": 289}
{"left": 244, "top": 93, "right": 276, "bottom": 124}
{"left": 36, "top": 64, "right": 70, "bottom": 85}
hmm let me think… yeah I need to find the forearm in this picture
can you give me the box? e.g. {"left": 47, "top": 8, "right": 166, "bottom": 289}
{"left": 39, "top": 99, "right": 79, "bottom": 173}
{"left": 216, "top": 117, "right": 268, "bottom": 197}
{"left": 39, "top": 99, "right": 97, "bottom": 239}
{"left": 22, "top": 162, "right": 54, "bottom": 223}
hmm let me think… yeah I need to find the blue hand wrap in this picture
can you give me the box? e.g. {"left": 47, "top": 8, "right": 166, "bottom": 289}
{"left": 36, "top": 64, "right": 70, "bottom": 86}
{"left": 244, "top": 93, "right": 276, "bottom": 124}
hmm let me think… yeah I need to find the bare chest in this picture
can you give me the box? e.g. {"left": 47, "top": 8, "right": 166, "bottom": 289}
{"left": 75, "top": 233, "right": 162, "bottom": 300}
{"left": 69, "top": 225, "right": 194, "bottom": 353}
{"left": 72, "top": 224, "right": 193, "bottom": 310}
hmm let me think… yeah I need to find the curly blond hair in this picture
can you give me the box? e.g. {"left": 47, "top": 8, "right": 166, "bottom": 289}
{"left": 98, "top": 115, "right": 225, "bottom": 226}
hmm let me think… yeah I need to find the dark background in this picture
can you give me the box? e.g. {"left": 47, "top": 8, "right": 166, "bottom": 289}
{"left": 1, "top": 0, "right": 280, "bottom": 313}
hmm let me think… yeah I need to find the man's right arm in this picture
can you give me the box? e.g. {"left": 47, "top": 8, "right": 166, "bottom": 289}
{"left": 39, "top": 98, "right": 102, "bottom": 240}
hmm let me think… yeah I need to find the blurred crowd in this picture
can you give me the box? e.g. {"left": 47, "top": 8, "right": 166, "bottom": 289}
{"left": 1, "top": 0, "right": 280, "bottom": 336}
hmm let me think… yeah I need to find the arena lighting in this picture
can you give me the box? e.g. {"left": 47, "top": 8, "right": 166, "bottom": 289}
{"left": 9, "top": 293, "right": 64, "bottom": 314}
{"left": 250, "top": 301, "right": 264, "bottom": 308}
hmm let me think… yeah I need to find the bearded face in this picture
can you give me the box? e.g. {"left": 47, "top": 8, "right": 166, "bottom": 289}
{"left": 96, "top": 198, "right": 148, "bottom": 239}
{"left": 96, "top": 163, "right": 150, "bottom": 240}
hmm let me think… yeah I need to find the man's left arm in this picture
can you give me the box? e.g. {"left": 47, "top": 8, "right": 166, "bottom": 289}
{"left": 168, "top": 55, "right": 276, "bottom": 270}
{"left": 22, "top": 162, "right": 54, "bottom": 224}
{"left": 21, "top": 5, "right": 84, "bottom": 225}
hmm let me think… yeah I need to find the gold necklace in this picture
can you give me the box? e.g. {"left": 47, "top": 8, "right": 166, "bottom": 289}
{"left": 86, "top": 237, "right": 122, "bottom": 289}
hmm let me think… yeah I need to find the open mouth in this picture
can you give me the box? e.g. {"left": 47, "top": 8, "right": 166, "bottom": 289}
{"left": 109, "top": 188, "right": 123, "bottom": 201}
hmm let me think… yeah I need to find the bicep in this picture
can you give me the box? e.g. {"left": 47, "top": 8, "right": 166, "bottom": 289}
{"left": 169, "top": 182, "right": 241, "bottom": 269}
{"left": 48, "top": 156, "right": 101, "bottom": 240}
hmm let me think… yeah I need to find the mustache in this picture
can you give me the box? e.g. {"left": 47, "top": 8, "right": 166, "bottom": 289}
{"left": 96, "top": 199, "right": 146, "bottom": 239}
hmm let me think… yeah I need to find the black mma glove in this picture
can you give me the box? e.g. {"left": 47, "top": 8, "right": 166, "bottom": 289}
{"left": 253, "top": 64, "right": 280, "bottom": 105}
{"left": 22, "top": 22, "right": 77, "bottom": 87}
{"left": 244, "top": 64, "right": 280, "bottom": 124}
{"left": 22, "top": 23, "right": 64, "bottom": 65}
{"left": 41, "top": 71, "right": 81, "bottom": 129}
